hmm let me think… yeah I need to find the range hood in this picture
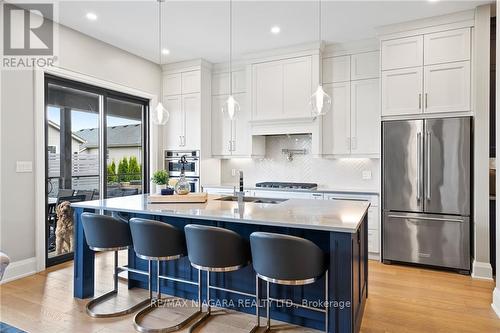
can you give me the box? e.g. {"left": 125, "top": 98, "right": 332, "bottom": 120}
{"left": 250, "top": 117, "right": 322, "bottom": 156}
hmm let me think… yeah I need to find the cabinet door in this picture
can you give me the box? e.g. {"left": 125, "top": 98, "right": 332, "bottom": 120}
{"left": 232, "top": 93, "right": 249, "bottom": 156}
{"left": 212, "top": 70, "right": 246, "bottom": 96}
{"left": 164, "top": 73, "right": 182, "bottom": 96}
{"left": 164, "top": 95, "right": 183, "bottom": 149}
{"left": 351, "top": 51, "right": 380, "bottom": 80}
{"left": 252, "top": 61, "right": 283, "bottom": 120}
{"left": 211, "top": 95, "right": 232, "bottom": 156}
{"left": 381, "top": 35, "right": 423, "bottom": 70}
{"left": 381, "top": 67, "right": 423, "bottom": 116}
{"left": 423, "top": 61, "right": 470, "bottom": 114}
{"left": 323, "top": 55, "right": 350, "bottom": 83}
{"left": 424, "top": 28, "right": 471, "bottom": 65}
{"left": 181, "top": 71, "right": 201, "bottom": 94}
{"left": 322, "top": 83, "right": 351, "bottom": 155}
{"left": 351, "top": 78, "right": 380, "bottom": 155}
{"left": 283, "top": 56, "right": 312, "bottom": 118}
{"left": 182, "top": 93, "right": 201, "bottom": 150}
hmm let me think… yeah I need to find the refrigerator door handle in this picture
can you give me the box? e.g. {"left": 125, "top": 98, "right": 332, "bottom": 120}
{"left": 386, "top": 214, "right": 464, "bottom": 223}
{"left": 416, "top": 132, "right": 422, "bottom": 200}
{"left": 426, "top": 131, "right": 431, "bottom": 200}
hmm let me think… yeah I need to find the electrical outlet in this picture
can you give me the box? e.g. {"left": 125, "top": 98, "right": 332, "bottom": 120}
{"left": 16, "top": 161, "right": 33, "bottom": 173}
{"left": 362, "top": 170, "right": 372, "bottom": 180}
{"left": 231, "top": 168, "right": 237, "bottom": 177}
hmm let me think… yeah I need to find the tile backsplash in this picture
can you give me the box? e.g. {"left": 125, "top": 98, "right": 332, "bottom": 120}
{"left": 221, "top": 135, "right": 380, "bottom": 191}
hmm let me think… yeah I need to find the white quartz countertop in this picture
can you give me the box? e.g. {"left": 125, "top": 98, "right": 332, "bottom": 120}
{"left": 72, "top": 194, "right": 370, "bottom": 233}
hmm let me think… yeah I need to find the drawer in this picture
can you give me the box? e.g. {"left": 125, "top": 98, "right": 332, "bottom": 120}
{"left": 368, "top": 229, "right": 379, "bottom": 253}
{"left": 325, "top": 193, "right": 379, "bottom": 206}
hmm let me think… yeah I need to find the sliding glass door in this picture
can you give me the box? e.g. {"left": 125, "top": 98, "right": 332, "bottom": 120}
{"left": 44, "top": 75, "right": 149, "bottom": 266}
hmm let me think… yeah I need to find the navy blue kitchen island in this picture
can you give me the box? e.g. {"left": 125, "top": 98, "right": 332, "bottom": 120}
{"left": 72, "top": 194, "right": 369, "bottom": 333}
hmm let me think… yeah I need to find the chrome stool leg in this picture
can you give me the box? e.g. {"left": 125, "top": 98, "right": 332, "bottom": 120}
{"left": 249, "top": 274, "right": 261, "bottom": 333}
{"left": 134, "top": 260, "right": 200, "bottom": 333}
{"left": 188, "top": 270, "right": 211, "bottom": 333}
{"left": 86, "top": 250, "right": 150, "bottom": 318}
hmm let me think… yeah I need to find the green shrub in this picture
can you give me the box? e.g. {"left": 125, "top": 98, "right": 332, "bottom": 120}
{"left": 117, "top": 157, "right": 129, "bottom": 182}
{"left": 107, "top": 160, "right": 117, "bottom": 183}
{"left": 128, "top": 156, "right": 141, "bottom": 181}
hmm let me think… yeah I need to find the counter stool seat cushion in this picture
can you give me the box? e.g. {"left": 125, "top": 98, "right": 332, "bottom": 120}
{"left": 81, "top": 212, "right": 132, "bottom": 250}
{"left": 250, "top": 232, "right": 325, "bottom": 282}
{"left": 129, "top": 218, "right": 186, "bottom": 259}
{"left": 185, "top": 224, "right": 250, "bottom": 270}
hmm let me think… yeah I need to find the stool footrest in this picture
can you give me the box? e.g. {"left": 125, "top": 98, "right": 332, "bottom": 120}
{"left": 86, "top": 291, "right": 150, "bottom": 318}
{"left": 133, "top": 297, "right": 201, "bottom": 333}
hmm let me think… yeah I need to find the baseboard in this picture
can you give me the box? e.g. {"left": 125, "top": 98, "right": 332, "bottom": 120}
{"left": 471, "top": 260, "right": 493, "bottom": 280}
{"left": 0, "top": 257, "right": 37, "bottom": 284}
{"left": 492, "top": 287, "right": 500, "bottom": 317}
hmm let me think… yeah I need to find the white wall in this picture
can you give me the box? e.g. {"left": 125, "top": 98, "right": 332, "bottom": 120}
{"left": 220, "top": 135, "right": 380, "bottom": 191}
{"left": 0, "top": 16, "right": 161, "bottom": 271}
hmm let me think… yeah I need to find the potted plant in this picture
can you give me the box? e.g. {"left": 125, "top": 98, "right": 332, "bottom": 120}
{"left": 151, "top": 170, "right": 169, "bottom": 194}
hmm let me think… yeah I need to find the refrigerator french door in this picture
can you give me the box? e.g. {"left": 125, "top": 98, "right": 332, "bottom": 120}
{"left": 382, "top": 117, "right": 471, "bottom": 271}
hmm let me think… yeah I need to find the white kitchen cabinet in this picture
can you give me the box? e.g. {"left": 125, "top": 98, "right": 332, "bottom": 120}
{"left": 252, "top": 56, "right": 313, "bottom": 121}
{"left": 164, "top": 95, "right": 184, "bottom": 150}
{"left": 211, "top": 93, "right": 250, "bottom": 157}
{"left": 253, "top": 61, "right": 283, "bottom": 120}
{"left": 164, "top": 73, "right": 182, "bottom": 96}
{"left": 323, "top": 82, "right": 351, "bottom": 155}
{"left": 322, "top": 55, "right": 350, "bottom": 83}
{"left": 283, "top": 57, "right": 313, "bottom": 118}
{"left": 182, "top": 93, "right": 201, "bottom": 149}
{"left": 368, "top": 230, "right": 379, "bottom": 253}
{"left": 381, "top": 35, "right": 423, "bottom": 70}
{"left": 423, "top": 61, "right": 470, "bottom": 114}
{"left": 381, "top": 67, "right": 423, "bottom": 116}
{"left": 351, "top": 51, "right": 380, "bottom": 80}
{"left": 212, "top": 70, "right": 246, "bottom": 95}
{"left": 424, "top": 28, "right": 470, "bottom": 65}
{"left": 350, "top": 79, "right": 380, "bottom": 155}
{"left": 181, "top": 71, "right": 201, "bottom": 94}
{"left": 211, "top": 95, "right": 232, "bottom": 156}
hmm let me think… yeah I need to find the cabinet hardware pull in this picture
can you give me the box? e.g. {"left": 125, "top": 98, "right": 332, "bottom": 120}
{"left": 387, "top": 214, "right": 463, "bottom": 223}
{"left": 418, "top": 93, "right": 422, "bottom": 109}
{"left": 351, "top": 137, "right": 357, "bottom": 150}
{"left": 425, "top": 93, "right": 428, "bottom": 109}
{"left": 426, "top": 131, "right": 431, "bottom": 200}
{"left": 416, "top": 132, "right": 421, "bottom": 200}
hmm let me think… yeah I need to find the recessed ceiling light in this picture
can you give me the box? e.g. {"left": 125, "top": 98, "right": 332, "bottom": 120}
{"left": 86, "top": 12, "right": 97, "bottom": 21}
{"left": 271, "top": 26, "right": 281, "bottom": 34}
{"left": 162, "top": 48, "right": 170, "bottom": 55}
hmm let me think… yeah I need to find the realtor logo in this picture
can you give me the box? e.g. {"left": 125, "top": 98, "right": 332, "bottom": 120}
{"left": 3, "top": 3, "right": 54, "bottom": 56}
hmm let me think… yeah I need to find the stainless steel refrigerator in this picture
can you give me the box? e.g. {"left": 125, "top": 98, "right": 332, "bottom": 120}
{"left": 382, "top": 117, "right": 471, "bottom": 272}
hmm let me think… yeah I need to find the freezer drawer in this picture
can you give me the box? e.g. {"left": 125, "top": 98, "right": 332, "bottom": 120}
{"left": 383, "top": 212, "right": 470, "bottom": 270}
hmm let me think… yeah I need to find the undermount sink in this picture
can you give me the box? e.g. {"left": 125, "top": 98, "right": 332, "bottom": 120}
{"left": 215, "top": 196, "right": 288, "bottom": 204}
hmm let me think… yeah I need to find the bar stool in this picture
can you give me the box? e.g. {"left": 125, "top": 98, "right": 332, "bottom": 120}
{"left": 129, "top": 218, "right": 200, "bottom": 333}
{"left": 250, "top": 232, "right": 329, "bottom": 333}
{"left": 184, "top": 224, "right": 258, "bottom": 333}
{"left": 81, "top": 212, "right": 150, "bottom": 318}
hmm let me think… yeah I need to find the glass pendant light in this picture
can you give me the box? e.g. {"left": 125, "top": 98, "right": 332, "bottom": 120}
{"left": 309, "top": 0, "right": 332, "bottom": 117}
{"left": 222, "top": 0, "right": 240, "bottom": 120}
{"left": 153, "top": 0, "right": 169, "bottom": 125}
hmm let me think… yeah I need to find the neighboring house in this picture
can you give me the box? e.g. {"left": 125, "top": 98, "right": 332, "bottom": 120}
{"left": 47, "top": 120, "right": 86, "bottom": 154}
{"left": 76, "top": 124, "right": 142, "bottom": 164}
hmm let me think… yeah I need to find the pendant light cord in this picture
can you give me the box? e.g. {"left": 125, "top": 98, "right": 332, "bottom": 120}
{"left": 229, "top": 0, "right": 233, "bottom": 95}
{"left": 158, "top": 0, "right": 164, "bottom": 100}
{"left": 318, "top": 0, "right": 322, "bottom": 85}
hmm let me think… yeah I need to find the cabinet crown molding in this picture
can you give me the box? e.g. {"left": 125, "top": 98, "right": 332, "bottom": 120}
{"left": 376, "top": 9, "right": 475, "bottom": 40}
{"left": 162, "top": 58, "right": 212, "bottom": 74}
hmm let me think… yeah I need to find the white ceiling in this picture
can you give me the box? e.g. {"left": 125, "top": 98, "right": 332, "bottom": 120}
{"left": 54, "top": 0, "right": 491, "bottom": 64}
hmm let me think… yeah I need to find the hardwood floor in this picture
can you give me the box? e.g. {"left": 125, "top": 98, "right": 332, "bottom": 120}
{"left": 0, "top": 252, "right": 499, "bottom": 333}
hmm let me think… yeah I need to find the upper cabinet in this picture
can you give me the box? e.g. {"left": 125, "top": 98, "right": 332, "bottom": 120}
{"left": 212, "top": 70, "right": 246, "bottom": 95}
{"left": 423, "top": 28, "right": 471, "bottom": 65}
{"left": 323, "top": 55, "right": 350, "bottom": 83}
{"left": 164, "top": 71, "right": 201, "bottom": 96}
{"left": 252, "top": 55, "right": 313, "bottom": 121}
{"left": 381, "top": 27, "right": 471, "bottom": 117}
{"left": 323, "top": 49, "right": 380, "bottom": 157}
{"left": 351, "top": 51, "right": 380, "bottom": 80}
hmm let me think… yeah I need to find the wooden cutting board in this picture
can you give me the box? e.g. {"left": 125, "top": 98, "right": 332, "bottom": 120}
{"left": 148, "top": 192, "right": 208, "bottom": 203}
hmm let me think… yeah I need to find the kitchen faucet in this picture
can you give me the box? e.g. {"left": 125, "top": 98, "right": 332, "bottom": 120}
{"left": 234, "top": 170, "right": 245, "bottom": 198}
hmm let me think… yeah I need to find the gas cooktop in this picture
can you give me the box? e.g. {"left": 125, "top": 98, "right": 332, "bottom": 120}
{"left": 255, "top": 182, "right": 318, "bottom": 190}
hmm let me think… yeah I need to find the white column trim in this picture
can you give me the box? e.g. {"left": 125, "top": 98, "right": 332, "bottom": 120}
{"left": 34, "top": 66, "right": 159, "bottom": 274}
{"left": 0, "top": 257, "right": 37, "bottom": 284}
{"left": 471, "top": 259, "right": 493, "bottom": 280}
{"left": 492, "top": 288, "right": 500, "bottom": 317}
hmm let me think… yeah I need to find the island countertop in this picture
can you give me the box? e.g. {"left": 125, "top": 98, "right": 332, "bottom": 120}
{"left": 72, "top": 194, "right": 370, "bottom": 233}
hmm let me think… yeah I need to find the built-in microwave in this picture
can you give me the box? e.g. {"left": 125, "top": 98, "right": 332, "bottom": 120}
{"left": 165, "top": 150, "right": 199, "bottom": 177}
{"left": 169, "top": 176, "right": 200, "bottom": 193}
